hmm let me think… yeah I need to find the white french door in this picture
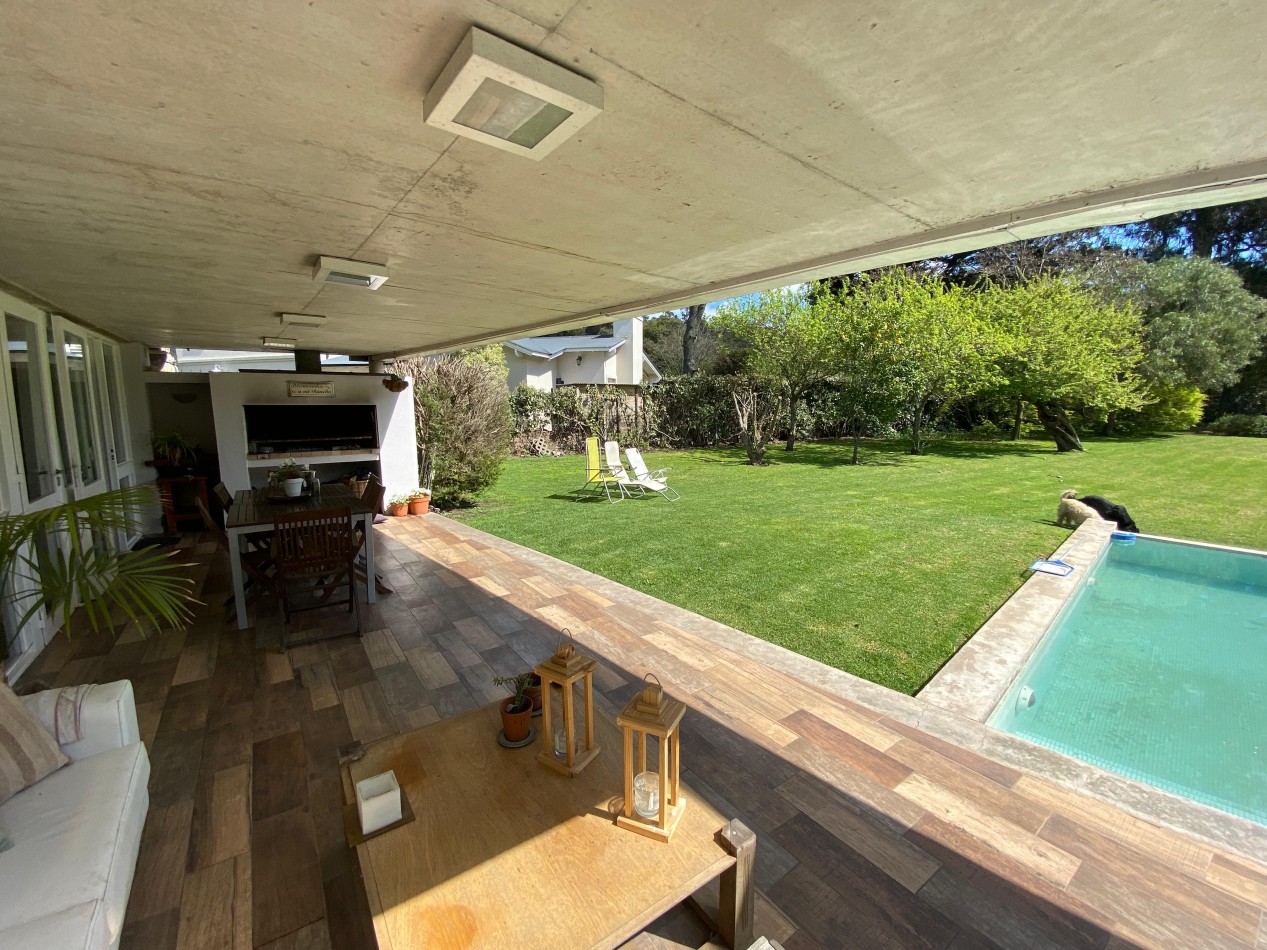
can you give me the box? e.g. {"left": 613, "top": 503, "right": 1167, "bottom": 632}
{"left": 94, "top": 339, "right": 141, "bottom": 548}
{"left": 1, "top": 299, "right": 70, "bottom": 676}
{"left": 51, "top": 315, "right": 110, "bottom": 500}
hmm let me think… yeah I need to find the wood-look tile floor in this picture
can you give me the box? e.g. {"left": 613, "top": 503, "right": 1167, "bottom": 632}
{"left": 18, "top": 516, "right": 1267, "bottom": 950}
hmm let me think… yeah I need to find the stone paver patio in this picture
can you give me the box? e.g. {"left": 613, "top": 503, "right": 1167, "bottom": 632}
{"left": 20, "top": 514, "right": 1267, "bottom": 949}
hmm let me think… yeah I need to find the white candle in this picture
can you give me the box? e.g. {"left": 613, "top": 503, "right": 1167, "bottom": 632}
{"left": 633, "top": 771, "right": 659, "bottom": 818}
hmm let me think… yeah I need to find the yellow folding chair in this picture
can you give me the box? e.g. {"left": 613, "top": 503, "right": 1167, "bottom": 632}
{"left": 575, "top": 436, "right": 627, "bottom": 503}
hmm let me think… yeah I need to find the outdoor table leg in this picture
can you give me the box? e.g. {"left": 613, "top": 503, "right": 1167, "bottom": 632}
{"left": 718, "top": 819, "right": 756, "bottom": 949}
{"left": 228, "top": 526, "right": 249, "bottom": 630}
{"left": 363, "top": 511, "right": 377, "bottom": 604}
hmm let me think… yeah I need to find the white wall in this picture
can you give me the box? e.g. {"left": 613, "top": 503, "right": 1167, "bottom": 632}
{"left": 613, "top": 318, "right": 643, "bottom": 385}
{"left": 557, "top": 351, "right": 616, "bottom": 386}
{"left": 209, "top": 372, "right": 417, "bottom": 498}
{"left": 505, "top": 352, "right": 558, "bottom": 392}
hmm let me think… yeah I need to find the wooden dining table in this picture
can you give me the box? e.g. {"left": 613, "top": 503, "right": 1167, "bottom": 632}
{"left": 224, "top": 483, "right": 378, "bottom": 630}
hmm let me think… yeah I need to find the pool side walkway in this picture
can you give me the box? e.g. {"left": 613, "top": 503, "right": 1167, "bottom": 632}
{"left": 20, "top": 514, "right": 1267, "bottom": 949}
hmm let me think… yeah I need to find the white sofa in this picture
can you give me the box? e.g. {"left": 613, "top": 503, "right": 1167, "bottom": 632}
{"left": 0, "top": 681, "right": 150, "bottom": 950}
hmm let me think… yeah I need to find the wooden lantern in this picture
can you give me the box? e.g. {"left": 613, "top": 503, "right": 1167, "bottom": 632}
{"left": 616, "top": 674, "right": 686, "bottom": 841}
{"left": 535, "top": 640, "right": 600, "bottom": 776}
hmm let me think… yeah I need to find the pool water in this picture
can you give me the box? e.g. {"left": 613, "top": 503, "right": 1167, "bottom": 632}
{"left": 991, "top": 536, "right": 1267, "bottom": 826}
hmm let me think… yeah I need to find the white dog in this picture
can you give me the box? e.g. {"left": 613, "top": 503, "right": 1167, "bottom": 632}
{"left": 1056, "top": 489, "right": 1104, "bottom": 528}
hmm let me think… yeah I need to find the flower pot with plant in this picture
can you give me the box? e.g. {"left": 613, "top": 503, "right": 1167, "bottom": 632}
{"left": 386, "top": 495, "right": 410, "bottom": 517}
{"left": 149, "top": 432, "right": 198, "bottom": 476}
{"left": 524, "top": 672, "right": 543, "bottom": 714}
{"left": 408, "top": 489, "right": 431, "bottom": 515}
{"left": 492, "top": 672, "right": 535, "bottom": 743}
{"left": 269, "top": 458, "right": 308, "bottom": 497}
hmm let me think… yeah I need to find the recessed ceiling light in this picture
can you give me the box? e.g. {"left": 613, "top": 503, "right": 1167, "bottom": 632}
{"left": 424, "top": 27, "right": 603, "bottom": 160}
{"left": 312, "top": 256, "right": 389, "bottom": 290}
{"left": 279, "top": 313, "right": 328, "bottom": 329}
{"left": 261, "top": 337, "right": 297, "bottom": 350}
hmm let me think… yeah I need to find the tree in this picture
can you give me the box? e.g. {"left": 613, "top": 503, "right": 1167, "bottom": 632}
{"left": 979, "top": 278, "right": 1146, "bottom": 451}
{"left": 1121, "top": 257, "right": 1264, "bottom": 392}
{"left": 847, "top": 271, "right": 1003, "bottom": 454}
{"left": 731, "top": 377, "right": 782, "bottom": 465}
{"left": 822, "top": 287, "right": 908, "bottom": 464}
{"left": 399, "top": 354, "right": 512, "bottom": 506}
{"left": 1113, "top": 199, "right": 1267, "bottom": 263}
{"left": 922, "top": 230, "right": 1107, "bottom": 287}
{"left": 682, "top": 303, "right": 707, "bottom": 375}
{"left": 711, "top": 287, "right": 836, "bottom": 450}
{"left": 644, "top": 311, "right": 730, "bottom": 376}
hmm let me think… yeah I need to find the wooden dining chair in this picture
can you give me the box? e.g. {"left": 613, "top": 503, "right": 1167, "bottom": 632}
{"left": 272, "top": 506, "right": 363, "bottom": 650}
{"left": 353, "top": 476, "right": 392, "bottom": 596}
{"left": 196, "top": 498, "right": 278, "bottom": 621}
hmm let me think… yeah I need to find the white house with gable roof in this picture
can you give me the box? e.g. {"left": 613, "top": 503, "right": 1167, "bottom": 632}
{"left": 504, "top": 317, "right": 661, "bottom": 392}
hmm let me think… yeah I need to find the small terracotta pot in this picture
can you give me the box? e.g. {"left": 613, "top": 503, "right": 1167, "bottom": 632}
{"left": 500, "top": 697, "right": 533, "bottom": 743}
{"left": 386, "top": 502, "right": 408, "bottom": 517}
{"left": 409, "top": 495, "right": 430, "bottom": 515}
{"left": 524, "top": 673, "right": 543, "bottom": 713}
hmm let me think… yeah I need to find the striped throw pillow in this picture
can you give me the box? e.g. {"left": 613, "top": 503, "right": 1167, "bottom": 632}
{"left": 0, "top": 683, "right": 68, "bottom": 805}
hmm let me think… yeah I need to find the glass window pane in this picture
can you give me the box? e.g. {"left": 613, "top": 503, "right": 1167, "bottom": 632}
{"left": 453, "top": 77, "right": 572, "bottom": 148}
{"left": 101, "top": 345, "right": 128, "bottom": 464}
{"left": 5, "top": 314, "right": 55, "bottom": 503}
{"left": 61, "top": 331, "right": 100, "bottom": 485}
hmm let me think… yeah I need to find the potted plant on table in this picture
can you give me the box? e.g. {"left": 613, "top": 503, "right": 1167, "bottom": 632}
{"left": 269, "top": 458, "right": 308, "bottom": 498}
{"left": 149, "top": 432, "right": 198, "bottom": 476}
{"left": 408, "top": 489, "right": 431, "bottom": 515}
{"left": 386, "top": 495, "right": 410, "bottom": 517}
{"left": 492, "top": 672, "right": 535, "bottom": 743}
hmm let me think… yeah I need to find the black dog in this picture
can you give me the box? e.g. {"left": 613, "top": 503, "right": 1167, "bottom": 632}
{"left": 1077, "top": 495, "right": 1139, "bottom": 533}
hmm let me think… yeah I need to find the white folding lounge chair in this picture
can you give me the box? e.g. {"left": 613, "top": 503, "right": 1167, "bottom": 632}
{"left": 604, "top": 440, "right": 642, "bottom": 498}
{"left": 575, "top": 436, "right": 626, "bottom": 503}
{"left": 624, "top": 447, "right": 680, "bottom": 501}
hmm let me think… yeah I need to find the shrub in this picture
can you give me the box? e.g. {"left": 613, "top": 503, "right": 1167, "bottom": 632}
{"left": 1123, "top": 384, "right": 1207, "bottom": 434}
{"left": 1207, "top": 414, "right": 1267, "bottom": 437}
{"left": 399, "top": 355, "right": 512, "bottom": 506}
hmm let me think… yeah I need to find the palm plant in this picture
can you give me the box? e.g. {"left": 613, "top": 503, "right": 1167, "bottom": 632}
{"left": 0, "top": 485, "right": 198, "bottom": 660}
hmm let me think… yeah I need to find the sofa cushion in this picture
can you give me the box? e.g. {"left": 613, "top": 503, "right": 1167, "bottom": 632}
{"left": 0, "top": 900, "right": 106, "bottom": 950}
{"left": 0, "top": 742, "right": 149, "bottom": 945}
{"left": 0, "top": 682, "right": 68, "bottom": 805}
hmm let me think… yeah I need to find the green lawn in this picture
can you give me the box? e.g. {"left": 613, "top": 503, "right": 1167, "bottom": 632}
{"left": 447, "top": 434, "right": 1267, "bottom": 694}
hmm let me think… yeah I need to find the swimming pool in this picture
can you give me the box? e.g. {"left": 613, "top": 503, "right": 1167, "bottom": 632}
{"left": 990, "top": 535, "right": 1267, "bottom": 826}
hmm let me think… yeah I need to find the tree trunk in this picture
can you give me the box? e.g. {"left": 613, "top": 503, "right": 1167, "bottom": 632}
{"left": 1103, "top": 410, "right": 1117, "bottom": 436}
{"left": 850, "top": 420, "right": 861, "bottom": 465}
{"left": 785, "top": 396, "right": 798, "bottom": 451}
{"left": 1011, "top": 399, "right": 1024, "bottom": 440}
{"left": 909, "top": 401, "right": 925, "bottom": 455}
{"left": 1035, "top": 402, "right": 1084, "bottom": 452}
{"left": 682, "top": 304, "right": 706, "bottom": 376}
{"left": 1191, "top": 206, "right": 1218, "bottom": 259}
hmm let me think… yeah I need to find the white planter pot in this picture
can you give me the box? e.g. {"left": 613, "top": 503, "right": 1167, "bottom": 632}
{"left": 356, "top": 771, "right": 402, "bottom": 835}
{"left": 283, "top": 477, "right": 305, "bottom": 497}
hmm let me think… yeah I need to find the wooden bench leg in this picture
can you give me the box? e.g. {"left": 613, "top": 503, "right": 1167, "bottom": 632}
{"left": 717, "top": 819, "right": 756, "bottom": 949}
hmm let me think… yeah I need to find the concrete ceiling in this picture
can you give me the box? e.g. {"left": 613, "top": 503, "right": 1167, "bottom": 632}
{"left": 2, "top": 1, "right": 1267, "bottom": 357}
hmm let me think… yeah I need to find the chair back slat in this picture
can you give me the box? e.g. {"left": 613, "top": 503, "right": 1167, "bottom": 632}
{"left": 625, "top": 447, "right": 649, "bottom": 479}
{"left": 273, "top": 507, "right": 355, "bottom": 574}
{"left": 196, "top": 497, "right": 231, "bottom": 551}
{"left": 585, "top": 437, "right": 602, "bottom": 482}
{"left": 604, "top": 441, "right": 629, "bottom": 478}
{"left": 212, "top": 482, "right": 234, "bottom": 510}
{"left": 361, "top": 477, "right": 386, "bottom": 517}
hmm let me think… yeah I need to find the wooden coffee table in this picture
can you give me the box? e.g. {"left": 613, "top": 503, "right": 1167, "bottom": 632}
{"left": 343, "top": 703, "right": 755, "bottom": 950}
